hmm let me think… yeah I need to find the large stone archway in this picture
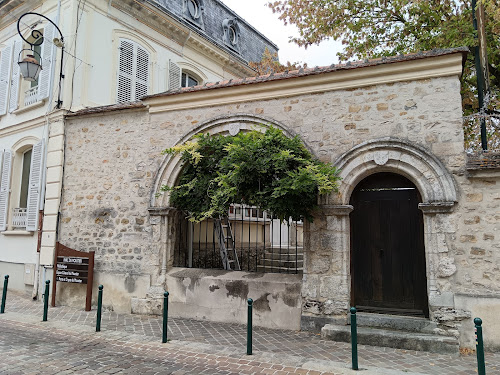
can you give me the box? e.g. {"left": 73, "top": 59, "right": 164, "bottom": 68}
{"left": 147, "top": 114, "right": 304, "bottom": 281}
{"left": 303, "top": 138, "right": 460, "bottom": 328}
{"left": 149, "top": 114, "right": 305, "bottom": 208}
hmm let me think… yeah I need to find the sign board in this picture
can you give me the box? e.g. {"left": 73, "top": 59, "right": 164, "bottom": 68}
{"left": 56, "top": 257, "right": 89, "bottom": 284}
{"left": 51, "top": 243, "right": 95, "bottom": 311}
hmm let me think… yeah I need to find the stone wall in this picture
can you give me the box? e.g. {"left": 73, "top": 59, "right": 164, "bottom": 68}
{"left": 60, "top": 109, "right": 160, "bottom": 311}
{"left": 60, "top": 64, "right": 500, "bottom": 347}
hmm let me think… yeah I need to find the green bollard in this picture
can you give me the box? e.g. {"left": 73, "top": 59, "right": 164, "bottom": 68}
{"left": 162, "top": 291, "right": 169, "bottom": 343}
{"left": 474, "top": 318, "right": 486, "bottom": 375}
{"left": 247, "top": 298, "right": 253, "bottom": 355}
{"left": 1, "top": 275, "right": 9, "bottom": 314}
{"left": 43, "top": 280, "right": 50, "bottom": 322}
{"left": 96, "top": 285, "right": 103, "bottom": 332}
{"left": 350, "top": 307, "right": 359, "bottom": 371}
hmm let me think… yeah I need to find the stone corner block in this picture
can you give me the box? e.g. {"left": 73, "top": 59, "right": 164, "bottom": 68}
{"left": 40, "top": 246, "right": 55, "bottom": 266}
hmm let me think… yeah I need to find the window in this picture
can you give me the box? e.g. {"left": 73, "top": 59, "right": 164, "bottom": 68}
{"left": 187, "top": 0, "right": 200, "bottom": 19}
{"left": 117, "top": 39, "right": 150, "bottom": 103}
{"left": 222, "top": 19, "right": 241, "bottom": 53}
{"left": 181, "top": 72, "right": 199, "bottom": 88}
{"left": 183, "top": 0, "right": 204, "bottom": 28}
{"left": 30, "top": 39, "right": 42, "bottom": 89}
{"left": 0, "top": 139, "right": 44, "bottom": 232}
{"left": 168, "top": 62, "right": 204, "bottom": 90}
{"left": 19, "top": 149, "right": 32, "bottom": 208}
{"left": 0, "top": 44, "right": 13, "bottom": 115}
{"left": 22, "top": 34, "right": 43, "bottom": 107}
{"left": 2, "top": 23, "right": 56, "bottom": 112}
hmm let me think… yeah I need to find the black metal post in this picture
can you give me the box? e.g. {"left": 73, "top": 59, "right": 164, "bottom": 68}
{"left": 247, "top": 298, "right": 253, "bottom": 355}
{"left": 162, "top": 291, "right": 169, "bottom": 343}
{"left": 350, "top": 307, "right": 359, "bottom": 370}
{"left": 475, "top": 318, "right": 486, "bottom": 375}
{"left": 96, "top": 285, "right": 103, "bottom": 332}
{"left": 1, "top": 275, "right": 9, "bottom": 313}
{"left": 43, "top": 280, "right": 50, "bottom": 321}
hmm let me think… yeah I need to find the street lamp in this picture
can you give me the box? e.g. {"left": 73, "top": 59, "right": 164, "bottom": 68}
{"left": 17, "top": 12, "right": 65, "bottom": 108}
{"left": 18, "top": 50, "right": 42, "bottom": 82}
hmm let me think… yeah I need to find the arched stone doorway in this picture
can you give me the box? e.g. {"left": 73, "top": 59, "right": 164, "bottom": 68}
{"left": 350, "top": 172, "right": 429, "bottom": 317}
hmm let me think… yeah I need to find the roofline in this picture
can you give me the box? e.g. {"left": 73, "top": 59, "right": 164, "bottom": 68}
{"left": 143, "top": 48, "right": 468, "bottom": 104}
{"left": 66, "top": 48, "right": 468, "bottom": 118}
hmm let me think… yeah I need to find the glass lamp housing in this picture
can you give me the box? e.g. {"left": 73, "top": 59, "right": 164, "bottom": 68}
{"left": 18, "top": 55, "right": 42, "bottom": 82}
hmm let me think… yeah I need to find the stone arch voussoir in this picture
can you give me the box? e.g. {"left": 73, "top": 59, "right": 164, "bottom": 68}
{"left": 333, "top": 137, "right": 458, "bottom": 205}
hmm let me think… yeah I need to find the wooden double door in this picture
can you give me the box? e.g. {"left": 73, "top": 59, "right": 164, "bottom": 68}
{"left": 350, "top": 173, "right": 429, "bottom": 317}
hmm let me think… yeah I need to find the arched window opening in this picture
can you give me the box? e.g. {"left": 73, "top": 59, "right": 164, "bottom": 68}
{"left": 0, "top": 139, "right": 44, "bottom": 232}
{"left": 181, "top": 71, "right": 199, "bottom": 88}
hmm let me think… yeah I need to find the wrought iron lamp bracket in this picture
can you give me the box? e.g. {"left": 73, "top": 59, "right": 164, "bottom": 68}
{"left": 16, "top": 12, "right": 65, "bottom": 108}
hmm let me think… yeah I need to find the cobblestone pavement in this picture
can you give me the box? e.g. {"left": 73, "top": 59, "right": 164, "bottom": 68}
{"left": 0, "top": 292, "right": 499, "bottom": 375}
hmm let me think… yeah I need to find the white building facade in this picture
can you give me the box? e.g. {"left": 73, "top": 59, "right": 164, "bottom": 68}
{"left": 0, "top": 0, "right": 277, "bottom": 296}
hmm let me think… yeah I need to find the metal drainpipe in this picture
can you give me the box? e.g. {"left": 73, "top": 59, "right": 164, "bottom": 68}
{"left": 472, "top": 0, "right": 488, "bottom": 150}
{"left": 33, "top": 0, "right": 63, "bottom": 300}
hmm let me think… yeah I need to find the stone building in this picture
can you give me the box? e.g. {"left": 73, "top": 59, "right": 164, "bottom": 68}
{"left": 0, "top": 0, "right": 276, "bottom": 297}
{"left": 59, "top": 47, "right": 500, "bottom": 351}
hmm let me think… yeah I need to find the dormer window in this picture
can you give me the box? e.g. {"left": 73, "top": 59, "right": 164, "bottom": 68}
{"left": 222, "top": 19, "right": 241, "bottom": 53}
{"left": 187, "top": 0, "right": 200, "bottom": 19}
{"left": 184, "top": 0, "right": 204, "bottom": 29}
{"left": 229, "top": 26, "right": 237, "bottom": 45}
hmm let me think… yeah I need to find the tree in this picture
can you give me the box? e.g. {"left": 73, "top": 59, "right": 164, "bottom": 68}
{"left": 249, "top": 47, "right": 307, "bottom": 75}
{"left": 267, "top": 0, "right": 500, "bottom": 150}
{"left": 161, "top": 127, "right": 340, "bottom": 222}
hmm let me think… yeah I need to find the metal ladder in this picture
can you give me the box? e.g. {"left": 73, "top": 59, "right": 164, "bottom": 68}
{"left": 214, "top": 216, "right": 241, "bottom": 271}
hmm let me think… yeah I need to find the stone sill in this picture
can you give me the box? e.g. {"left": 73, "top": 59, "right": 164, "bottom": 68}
{"left": 12, "top": 100, "right": 46, "bottom": 115}
{"left": 2, "top": 230, "right": 35, "bottom": 236}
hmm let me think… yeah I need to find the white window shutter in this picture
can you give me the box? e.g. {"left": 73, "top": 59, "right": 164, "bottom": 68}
{"left": 168, "top": 60, "right": 181, "bottom": 90}
{"left": 0, "top": 45, "right": 13, "bottom": 115}
{"left": 38, "top": 22, "right": 56, "bottom": 101}
{"left": 135, "top": 45, "right": 149, "bottom": 100}
{"left": 0, "top": 150, "right": 12, "bottom": 231}
{"left": 26, "top": 140, "right": 44, "bottom": 231}
{"left": 9, "top": 39, "right": 21, "bottom": 113}
{"left": 117, "top": 39, "right": 134, "bottom": 103}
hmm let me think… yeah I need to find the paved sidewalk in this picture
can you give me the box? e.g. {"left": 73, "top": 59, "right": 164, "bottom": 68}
{"left": 0, "top": 292, "right": 499, "bottom": 374}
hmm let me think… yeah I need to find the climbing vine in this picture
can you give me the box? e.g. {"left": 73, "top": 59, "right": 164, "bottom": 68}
{"left": 161, "top": 127, "right": 341, "bottom": 222}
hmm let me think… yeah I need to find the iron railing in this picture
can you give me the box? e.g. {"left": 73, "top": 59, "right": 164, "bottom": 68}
{"left": 24, "top": 86, "right": 39, "bottom": 107}
{"left": 173, "top": 204, "right": 304, "bottom": 274}
{"left": 12, "top": 208, "right": 27, "bottom": 228}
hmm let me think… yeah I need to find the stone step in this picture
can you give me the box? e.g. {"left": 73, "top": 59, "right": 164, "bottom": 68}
{"left": 256, "top": 265, "right": 303, "bottom": 273}
{"left": 266, "top": 246, "right": 304, "bottom": 251}
{"left": 321, "top": 324, "right": 459, "bottom": 355}
{"left": 352, "top": 312, "right": 439, "bottom": 334}
{"left": 262, "top": 251, "right": 304, "bottom": 259}
{"left": 259, "top": 259, "right": 304, "bottom": 268}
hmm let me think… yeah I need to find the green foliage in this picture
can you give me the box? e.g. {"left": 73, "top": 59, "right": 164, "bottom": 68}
{"left": 267, "top": 0, "right": 500, "bottom": 150}
{"left": 161, "top": 127, "right": 340, "bottom": 222}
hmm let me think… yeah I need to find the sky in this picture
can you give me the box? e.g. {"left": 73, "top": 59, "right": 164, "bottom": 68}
{"left": 220, "top": 0, "right": 343, "bottom": 67}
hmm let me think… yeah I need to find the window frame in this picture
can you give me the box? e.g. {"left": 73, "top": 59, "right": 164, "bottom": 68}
{"left": 0, "top": 138, "right": 44, "bottom": 233}
{"left": 181, "top": 71, "right": 200, "bottom": 88}
{"left": 113, "top": 33, "right": 156, "bottom": 104}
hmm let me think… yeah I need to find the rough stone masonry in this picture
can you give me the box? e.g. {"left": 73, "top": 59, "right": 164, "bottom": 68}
{"left": 59, "top": 49, "right": 500, "bottom": 350}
